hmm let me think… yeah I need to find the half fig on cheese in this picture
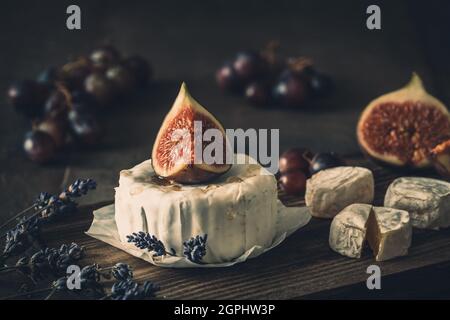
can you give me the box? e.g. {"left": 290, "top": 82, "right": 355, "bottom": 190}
{"left": 151, "top": 82, "right": 231, "bottom": 184}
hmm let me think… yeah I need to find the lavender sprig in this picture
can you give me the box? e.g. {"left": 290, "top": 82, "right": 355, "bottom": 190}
{"left": 1, "top": 179, "right": 96, "bottom": 261}
{"left": 183, "top": 234, "right": 208, "bottom": 264}
{"left": 59, "top": 179, "right": 97, "bottom": 199}
{"left": 3, "top": 216, "right": 41, "bottom": 259}
{"left": 126, "top": 232, "right": 176, "bottom": 257}
{"left": 0, "top": 243, "right": 85, "bottom": 282}
{"left": 45, "top": 263, "right": 103, "bottom": 300}
{"left": 110, "top": 279, "right": 160, "bottom": 300}
{"left": 1, "top": 260, "right": 160, "bottom": 300}
{"left": 111, "top": 262, "right": 133, "bottom": 281}
{"left": 127, "top": 232, "right": 208, "bottom": 264}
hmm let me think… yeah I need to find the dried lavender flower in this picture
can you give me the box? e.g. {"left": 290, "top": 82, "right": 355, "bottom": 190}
{"left": 9, "top": 243, "right": 85, "bottom": 281}
{"left": 3, "top": 216, "right": 41, "bottom": 258}
{"left": 60, "top": 179, "right": 97, "bottom": 199}
{"left": 126, "top": 232, "right": 172, "bottom": 257}
{"left": 110, "top": 279, "right": 159, "bottom": 300}
{"left": 1, "top": 179, "right": 96, "bottom": 262}
{"left": 111, "top": 263, "right": 133, "bottom": 281}
{"left": 141, "top": 281, "right": 160, "bottom": 298}
{"left": 34, "top": 192, "right": 54, "bottom": 210}
{"left": 183, "top": 234, "right": 208, "bottom": 264}
{"left": 52, "top": 276, "right": 68, "bottom": 291}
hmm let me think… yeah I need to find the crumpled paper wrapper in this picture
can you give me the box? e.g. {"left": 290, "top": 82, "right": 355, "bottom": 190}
{"left": 86, "top": 201, "right": 311, "bottom": 268}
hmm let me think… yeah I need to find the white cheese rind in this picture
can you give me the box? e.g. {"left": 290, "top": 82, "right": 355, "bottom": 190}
{"left": 329, "top": 204, "right": 412, "bottom": 261}
{"left": 371, "top": 207, "right": 412, "bottom": 261}
{"left": 329, "top": 203, "right": 372, "bottom": 258}
{"left": 115, "top": 155, "right": 279, "bottom": 264}
{"left": 305, "top": 167, "right": 374, "bottom": 218}
{"left": 384, "top": 177, "right": 450, "bottom": 229}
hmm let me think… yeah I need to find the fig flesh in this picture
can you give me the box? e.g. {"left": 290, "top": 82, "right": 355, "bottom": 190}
{"left": 151, "top": 83, "right": 231, "bottom": 183}
{"left": 357, "top": 73, "right": 450, "bottom": 168}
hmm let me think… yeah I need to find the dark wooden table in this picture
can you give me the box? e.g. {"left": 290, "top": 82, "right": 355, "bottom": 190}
{"left": 1, "top": 0, "right": 450, "bottom": 299}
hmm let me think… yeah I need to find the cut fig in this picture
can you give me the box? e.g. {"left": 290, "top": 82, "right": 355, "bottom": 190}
{"left": 431, "top": 139, "right": 450, "bottom": 179}
{"left": 357, "top": 73, "right": 450, "bottom": 168}
{"left": 151, "top": 82, "right": 231, "bottom": 183}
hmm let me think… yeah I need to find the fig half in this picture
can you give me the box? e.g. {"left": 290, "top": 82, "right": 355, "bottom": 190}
{"left": 151, "top": 82, "right": 231, "bottom": 183}
{"left": 357, "top": 73, "right": 450, "bottom": 168}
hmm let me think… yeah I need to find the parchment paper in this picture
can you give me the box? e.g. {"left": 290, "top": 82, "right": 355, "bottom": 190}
{"left": 86, "top": 201, "right": 311, "bottom": 268}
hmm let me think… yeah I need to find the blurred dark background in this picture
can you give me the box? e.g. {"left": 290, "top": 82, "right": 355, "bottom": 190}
{"left": 0, "top": 0, "right": 449, "bottom": 217}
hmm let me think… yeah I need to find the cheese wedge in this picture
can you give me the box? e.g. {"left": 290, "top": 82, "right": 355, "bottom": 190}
{"left": 367, "top": 207, "right": 412, "bottom": 261}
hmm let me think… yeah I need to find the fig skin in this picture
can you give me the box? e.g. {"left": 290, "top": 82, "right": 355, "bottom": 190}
{"left": 430, "top": 139, "right": 450, "bottom": 179}
{"left": 151, "top": 82, "right": 232, "bottom": 184}
{"left": 357, "top": 73, "right": 450, "bottom": 168}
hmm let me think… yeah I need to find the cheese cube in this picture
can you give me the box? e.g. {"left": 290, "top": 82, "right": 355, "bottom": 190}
{"left": 305, "top": 166, "right": 374, "bottom": 218}
{"left": 384, "top": 177, "right": 450, "bottom": 229}
{"left": 329, "top": 203, "right": 372, "bottom": 258}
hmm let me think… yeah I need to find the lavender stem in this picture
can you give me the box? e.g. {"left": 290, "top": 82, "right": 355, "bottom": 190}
{"left": 0, "top": 203, "right": 38, "bottom": 231}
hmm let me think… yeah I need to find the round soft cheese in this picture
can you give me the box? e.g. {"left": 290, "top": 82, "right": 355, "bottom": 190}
{"left": 115, "top": 155, "right": 281, "bottom": 263}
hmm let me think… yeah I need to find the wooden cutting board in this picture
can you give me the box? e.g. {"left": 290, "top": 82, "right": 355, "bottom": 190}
{"left": 1, "top": 156, "right": 450, "bottom": 299}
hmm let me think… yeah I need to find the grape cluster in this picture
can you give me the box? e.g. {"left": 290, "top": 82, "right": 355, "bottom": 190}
{"left": 7, "top": 44, "right": 152, "bottom": 164}
{"left": 216, "top": 42, "right": 333, "bottom": 108}
{"left": 278, "top": 148, "right": 345, "bottom": 196}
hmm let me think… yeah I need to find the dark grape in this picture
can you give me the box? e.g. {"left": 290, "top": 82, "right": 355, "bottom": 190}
{"left": 36, "top": 118, "right": 67, "bottom": 148}
{"left": 216, "top": 62, "right": 240, "bottom": 92}
{"left": 44, "top": 89, "right": 69, "bottom": 120}
{"left": 233, "top": 51, "right": 264, "bottom": 82}
{"left": 279, "top": 64, "right": 315, "bottom": 81}
{"left": 60, "top": 56, "right": 92, "bottom": 90}
{"left": 122, "top": 55, "right": 152, "bottom": 86}
{"left": 84, "top": 73, "right": 115, "bottom": 106}
{"left": 279, "top": 148, "right": 312, "bottom": 175}
{"left": 244, "top": 82, "right": 271, "bottom": 106}
{"left": 70, "top": 90, "right": 98, "bottom": 114}
{"left": 272, "top": 71, "right": 309, "bottom": 108}
{"left": 309, "top": 152, "right": 345, "bottom": 175}
{"left": 279, "top": 171, "right": 307, "bottom": 195}
{"left": 23, "top": 130, "right": 56, "bottom": 163}
{"left": 309, "top": 72, "right": 334, "bottom": 98}
{"left": 90, "top": 45, "right": 120, "bottom": 71}
{"left": 68, "top": 110, "right": 102, "bottom": 145}
{"left": 106, "top": 65, "right": 135, "bottom": 95}
{"left": 7, "top": 80, "right": 48, "bottom": 118}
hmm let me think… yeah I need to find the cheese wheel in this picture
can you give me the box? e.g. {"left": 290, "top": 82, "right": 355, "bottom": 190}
{"left": 115, "top": 154, "right": 280, "bottom": 263}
